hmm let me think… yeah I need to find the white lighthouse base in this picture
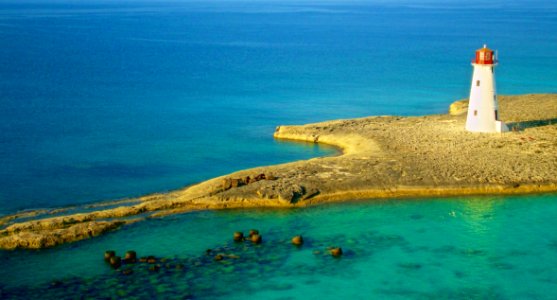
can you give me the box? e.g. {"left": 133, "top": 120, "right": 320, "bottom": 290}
{"left": 495, "top": 120, "right": 509, "bottom": 133}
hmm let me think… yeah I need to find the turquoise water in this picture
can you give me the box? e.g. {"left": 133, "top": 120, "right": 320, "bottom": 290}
{"left": 2, "top": 194, "right": 557, "bottom": 298}
{"left": 1, "top": 0, "right": 557, "bottom": 298}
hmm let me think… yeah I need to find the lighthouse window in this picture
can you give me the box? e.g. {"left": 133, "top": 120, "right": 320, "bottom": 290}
{"left": 476, "top": 80, "right": 480, "bottom": 86}
{"left": 474, "top": 110, "right": 478, "bottom": 116}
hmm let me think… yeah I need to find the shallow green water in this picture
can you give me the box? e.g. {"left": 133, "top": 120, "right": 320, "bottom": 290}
{"left": 2, "top": 194, "right": 557, "bottom": 299}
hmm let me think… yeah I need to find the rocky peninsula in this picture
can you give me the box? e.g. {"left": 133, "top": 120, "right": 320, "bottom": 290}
{"left": 1, "top": 94, "right": 556, "bottom": 250}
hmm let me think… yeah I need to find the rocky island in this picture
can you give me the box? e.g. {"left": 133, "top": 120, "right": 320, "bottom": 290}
{"left": 1, "top": 94, "right": 556, "bottom": 250}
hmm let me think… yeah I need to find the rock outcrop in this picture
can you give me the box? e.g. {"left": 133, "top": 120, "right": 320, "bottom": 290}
{"left": 1, "top": 94, "right": 556, "bottom": 249}
{"left": 449, "top": 99, "right": 469, "bottom": 115}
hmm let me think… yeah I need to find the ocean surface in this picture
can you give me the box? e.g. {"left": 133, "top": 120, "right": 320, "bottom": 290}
{"left": 0, "top": 0, "right": 556, "bottom": 298}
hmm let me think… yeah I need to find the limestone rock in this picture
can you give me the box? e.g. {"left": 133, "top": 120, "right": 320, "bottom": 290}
{"left": 222, "top": 178, "right": 232, "bottom": 191}
{"left": 230, "top": 179, "right": 241, "bottom": 188}
{"left": 278, "top": 184, "right": 305, "bottom": 204}
{"left": 0, "top": 220, "right": 125, "bottom": 250}
{"left": 449, "top": 99, "right": 468, "bottom": 115}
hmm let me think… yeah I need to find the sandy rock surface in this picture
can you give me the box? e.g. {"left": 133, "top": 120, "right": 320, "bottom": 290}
{"left": 1, "top": 94, "right": 556, "bottom": 249}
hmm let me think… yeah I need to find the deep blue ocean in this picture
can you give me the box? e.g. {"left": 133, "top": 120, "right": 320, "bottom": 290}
{"left": 0, "top": 0, "right": 556, "bottom": 298}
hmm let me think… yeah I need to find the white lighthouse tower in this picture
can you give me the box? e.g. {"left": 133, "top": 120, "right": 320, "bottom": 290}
{"left": 465, "top": 45, "right": 508, "bottom": 133}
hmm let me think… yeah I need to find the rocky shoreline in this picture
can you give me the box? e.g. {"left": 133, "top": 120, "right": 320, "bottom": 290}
{"left": 1, "top": 94, "right": 556, "bottom": 250}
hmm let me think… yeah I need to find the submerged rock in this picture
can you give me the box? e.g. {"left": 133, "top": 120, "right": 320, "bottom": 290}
{"left": 124, "top": 250, "right": 137, "bottom": 263}
{"left": 109, "top": 256, "right": 122, "bottom": 269}
{"left": 149, "top": 265, "right": 160, "bottom": 272}
{"left": 329, "top": 247, "right": 343, "bottom": 257}
{"left": 214, "top": 254, "right": 224, "bottom": 261}
{"left": 121, "top": 268, "right": 134, "bottom": 276}
{"left": 251, "top": 234, "right": 262, "bottom": 244}
{"left": 50, "top": 280, "right": 63, "bottom": 288}
{"left": 233, "top": 232, "right": 244, "bottom": 242}
{"left": 104, "top": 250, "right": 116, "bottom": 262}
{"left": 291, "top": 235, "right": 304, "bottom": 246}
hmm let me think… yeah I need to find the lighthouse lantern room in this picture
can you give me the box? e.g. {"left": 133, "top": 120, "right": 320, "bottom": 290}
{"left": 465, "top": 44, "right": 508, "bottom": 133}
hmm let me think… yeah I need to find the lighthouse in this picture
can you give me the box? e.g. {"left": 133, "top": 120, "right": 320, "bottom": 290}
{"left": 465, "top": 45, "right": 508, "bottom": 133}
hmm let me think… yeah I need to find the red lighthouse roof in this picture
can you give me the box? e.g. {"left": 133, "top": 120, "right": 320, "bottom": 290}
{"left": 474, "top": 44, "right": 495, "bottom": 65}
